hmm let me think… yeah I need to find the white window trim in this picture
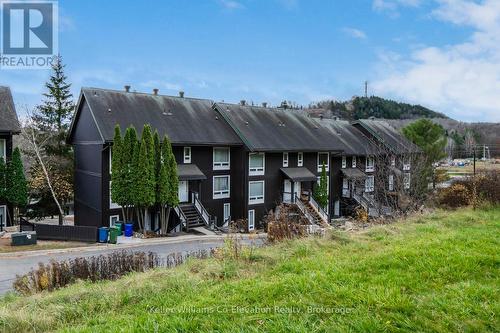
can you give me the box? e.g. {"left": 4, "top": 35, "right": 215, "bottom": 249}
{"left": 365, "top": 175, "right": 374, "bottom": 192}
{"left": 365, "top": 156, "right": 375, "bottom": 172}
{"left": 404, "top": 173, "right": 411, "bottom": 189}
{"left": 223, "top": 203, "right": 231, "bottom": 223}
{"left": 109, "top": 147, "right": 112, "bottom": 175}
{"left": 403, "top": 158, "right": 411, "bottom": 171}
{"left": 352, "top": 156, "right": 356, "bottom": 168}
{"left": 317, "top": 152, "right": 329, "bottom": 172}
{"left": 0, "top": 205, "right": 6, "bottom": 228}
{"left": 248, "top": 180, "right": 265, "bottom": 205}
{"left": 109, "top": 215, "right": 120, "bottom": 227}
{"left": 297, "top": 152, "right": 303, "bottom": 167}
{"left": 248, "top": 209, "right": 255, "bottom": 231}
{"left": 388, "top": 174, "right": 394, "bottom": 191}
{"left": 0, "top": 139, "right": 6, "bottom": 161}
{"left": 213, "top": 147, "right": 230, "bottom": 170}
{"left": 109, "top": 181, "right": 122, "bottom": 209}
{"left": 213, "top": 175, "right": 230, "bottom": 199}
{"left": 391, "top": 156, "right": 396, "bottom": 167}
{"left": 342, "top": 156, "right": 347, "bottom": 169}
{"left": 249, "top": 152, "right": 265, "bottom": 176}
{"left": 283, "top": 152, "right": 289, "bottom": 167}
{"left": 184, "top": 147, "right": 192, "bottom": 164}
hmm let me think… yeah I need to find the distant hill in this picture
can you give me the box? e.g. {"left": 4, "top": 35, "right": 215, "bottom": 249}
{"left": 306, "top": 96, "right": 448, "bottom": 120}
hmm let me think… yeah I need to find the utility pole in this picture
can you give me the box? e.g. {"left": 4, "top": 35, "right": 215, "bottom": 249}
{"left": 473, "top": 145, "right": 476, "bottom": 176}
{"left": 364, "top": 81, "right": 368, "bottom": 98}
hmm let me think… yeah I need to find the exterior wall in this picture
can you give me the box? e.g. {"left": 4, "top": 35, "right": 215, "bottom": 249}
{"left": 72, "top": 101, "right": 104, "bottom": 227}
{"left": 0, "top": 133, "right": 14, "bottom": 226}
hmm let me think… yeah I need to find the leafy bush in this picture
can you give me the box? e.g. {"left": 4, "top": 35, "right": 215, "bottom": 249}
{"left": 266, "top": 204, "right": 308, "bottom": 243}
{"left": 13, "top": 251, "right": 160, "bottom": 295}
{"left": 438, "top": 184, "right": 471, "bottom": 208}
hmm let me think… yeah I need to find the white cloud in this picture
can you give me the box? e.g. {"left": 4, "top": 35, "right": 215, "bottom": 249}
{"left": 342, "top": 27, "right": 367, "bottom": 39}
{"left": 218, "top": 0, "right": 244, "bottom": 10}
{"left": 373, "top": 0, "right": 421, "bottom": 17}
{"left": 373, "top": 0, "right": 500, "bottom": 122}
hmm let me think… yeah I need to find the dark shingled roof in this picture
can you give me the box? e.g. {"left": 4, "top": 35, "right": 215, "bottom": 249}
{"left": 280, "top": 167, "right": 317, "bottom": 181}
{"left": 354, "top": 120, "right": 420, "bottom": 153}
{"left": 0, "top": 86, "right": 20, "bottom": 133}
{"left": 214, "top": 103, "right": 346, "bottom": 152}
{"left": 71, "top": 88, "right": 242, "bottom": 145}
{"left": 313, "top": 119, "right": 379, "bottom": 156}
{"left": 177, "top": 164, "right": 206, "bottom": 181}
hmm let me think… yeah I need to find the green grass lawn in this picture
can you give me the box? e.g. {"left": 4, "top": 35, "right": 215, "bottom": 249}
{"left": 0, "top": 207, "right": 499, "bottom": 332}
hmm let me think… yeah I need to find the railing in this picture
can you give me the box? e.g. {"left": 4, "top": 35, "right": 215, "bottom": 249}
{"left": 342, "top": 188, "right": 350, "bottom": 197}
{"left": 294, "top": 194, "right": 317, "bottom": 225}
{"left": 352, "top": 191, "right": 369, "bottom": 210}
{"left": 282, "top": 191, "right": 294, "bottom": 204}
{"left": 174, "top": 206, "right": 188, "bottom": 230}
{"left": 309, "top": 195, "right": 329, "bottom": 223}
{"left": 192, "top": 192, "right": 210, "bottom": 227}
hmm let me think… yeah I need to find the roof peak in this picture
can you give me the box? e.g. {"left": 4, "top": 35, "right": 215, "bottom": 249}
{"left": 81, "top": 86, "right": 213, "bottom": 103}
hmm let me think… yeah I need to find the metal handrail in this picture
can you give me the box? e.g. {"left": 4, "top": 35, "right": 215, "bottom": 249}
{"left": 308, "top": 195, "right": 329, "bottom": 223}
{"left": 192, "top": 192, "right": 210, "bottom": 227}
{"left": 294, "top": 194, "right": 317, "bottom": 225}
{"left": 173, "top": 206, "right": 188, "bottom": 230}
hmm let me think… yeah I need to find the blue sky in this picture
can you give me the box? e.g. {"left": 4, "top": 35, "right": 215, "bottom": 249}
{"left": 2, "top": 0, "right": 500, "bottom": 122}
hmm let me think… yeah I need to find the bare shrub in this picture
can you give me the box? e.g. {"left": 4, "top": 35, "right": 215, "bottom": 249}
{"left": 265, "top": 204, "right": 308, "bottom": 243}
{"left": 13, "top": 251, "right": 160, "bottom": 295}
{"left": 438, "top": 184, "right": 471, "bottom": 208}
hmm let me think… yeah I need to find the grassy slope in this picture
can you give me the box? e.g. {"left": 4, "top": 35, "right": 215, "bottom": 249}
{"left": 0, "top": 207, "right": 499, "bottom": 332}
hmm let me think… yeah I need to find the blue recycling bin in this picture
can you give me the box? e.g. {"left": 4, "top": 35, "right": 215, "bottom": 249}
{"left": 124, "top": 223, "right": 133, "bottom": 237}
{"left": 98, "top": 227, "right": 109, "bottom": 243}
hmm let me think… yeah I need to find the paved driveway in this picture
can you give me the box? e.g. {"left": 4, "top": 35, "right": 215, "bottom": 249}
{"left": 0, "top": 235, "right": 265, "bottom": 296}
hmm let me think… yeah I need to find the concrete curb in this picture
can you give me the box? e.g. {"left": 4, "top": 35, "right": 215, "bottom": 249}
{"left": 0, "top": 233, "right": 267, "bottom": 259}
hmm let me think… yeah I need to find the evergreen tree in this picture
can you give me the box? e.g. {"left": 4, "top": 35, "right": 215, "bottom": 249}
{"left": 111, "top": 125, "right": 124, "bottom": 218}
{"left": 402, "top": 119, "right": 447, "bottom": 164}
{"left": 0, "top": 157, "right": 6, "bottom": 204}
{"left": 6, "top": 148, "right": 28, "bottom": 222}
{"left": 133, "top": 136, "right": 155, "bottom": 232}
{"left": 122, "top": 126, "right": 138, "bottom": 221}
{"left": 158, "top": 135, "right": 178, "bottom": 233}
{"left": 314, "top": 162, "right": 328, "bottom": 209}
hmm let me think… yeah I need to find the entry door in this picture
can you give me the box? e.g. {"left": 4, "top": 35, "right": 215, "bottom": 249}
{"left": 283, "top": 179, "right": 292, "bottom": 203}
{"left": 0, "top": 206, "right": 5, "bottom": 229}
{"left": 178, "top": 181, "right": 188, "bottom": 202}
{"left": 294, "top": 181, "right": 301, "bottom": 199}
{"left": 223, "top": 203, "right": 230, "bottom": 224}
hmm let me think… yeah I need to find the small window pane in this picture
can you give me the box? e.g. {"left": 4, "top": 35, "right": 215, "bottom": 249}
{"left": 250, "top": 154, "right": 264, "bottom": 168}
{"left": 249, "top": 182, "right": 264, "bottom": 197}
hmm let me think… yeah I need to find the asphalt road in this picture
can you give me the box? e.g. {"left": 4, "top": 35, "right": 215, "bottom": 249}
{"left": 0, "top": 235, "right": 264, "bottom": 295}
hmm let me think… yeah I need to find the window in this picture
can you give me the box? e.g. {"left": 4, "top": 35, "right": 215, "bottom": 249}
{"left": 109, "top": 181, "right": 121, "bottom": 209}
{"left": 365, "top": 175, "right": 374, "bottom": 192}
{"left": 283, "top": 152, "right": 289, "bottom": 167}
{"left": 249, "top": 153, "right": 265, "bottom": 176}
{"left": 297, "top": 152, "right": 303, "bottom": 167}
{"left": 183, "top": 147, "right": 191, "bottom": 163}
{"left": 342, "top": 156, "right": 347, "bottom": 169}
{"left": 391, "top": 155, "right": 396, "bottom": 166}
{"left": 109, "top": 215, "right": 120, "bottom": 227}
{"left": 317, "top": 152, "right": 329, "bottom": 172}
{"left": 248, "top": 210, "right": 255, "bottom": 231}
{"left": 366, "top": 156, "right": 375, "bottom": 172}
{"left": 223, "top": 203, "right": 231, "bottom": 224}
{"left": 213, "top": 148, "right": 230, "bottom": 170}
{"left": 213, "top": 175, "right": 230, "bottom": 199}
{"left": 352, "top": 156, "right": 356, "bottom": 168}
{"left": 249, "top": 181, "right": 265, "bottom": 204}
{"left": 404, "top": 173, "right": 411, "bottom": 189}
{"left": 403, "top": 158, "right": 411, "bottom": 171}
{"left": 0, "top": 139, "right": 5, "bottom": 161}
{"left": 109, "top": 147, "right": 112, "bottom": 175}
{"left": 342, "top": 178, "right": 349, "bottom": 197}
{"left": 388, "top": 174, "right": 394, "bottom": 191}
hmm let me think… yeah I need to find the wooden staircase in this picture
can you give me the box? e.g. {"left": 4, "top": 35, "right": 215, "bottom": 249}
{"left": 300, "top": 197, "right": 330, "bottom": 228}
{"left": 179, "top": 204, "right": 205, "bottom": 229}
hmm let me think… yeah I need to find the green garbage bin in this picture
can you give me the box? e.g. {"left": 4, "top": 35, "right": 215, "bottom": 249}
{"left": 114, "top": 222, "right": 123, "bottom": 236}
{"left": 109, "top": 227, "right": 120, "bottom": 244}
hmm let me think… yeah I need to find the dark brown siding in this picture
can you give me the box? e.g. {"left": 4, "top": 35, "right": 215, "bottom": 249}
{"left": 0, "top": 133, "right": 14, "bottom": 225}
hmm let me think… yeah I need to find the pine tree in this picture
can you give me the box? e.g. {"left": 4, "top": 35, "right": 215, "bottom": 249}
{"left": 6, "top": 148, "right": 28, "bottom": 222}
{"left": 314, "top": 162, "right": 328, "bottom": 209}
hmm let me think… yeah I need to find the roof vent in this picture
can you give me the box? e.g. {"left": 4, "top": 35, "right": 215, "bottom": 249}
{"left": 245, "top": 121, "right": 249, "bottom": 126}
{"left": 153, "top": 88, "right": 159, "bottom": 95}
{"left": 124, "top": 85, "right": 131, "bottom": 92}
{"left": 107, "top": 108, "right": 112, "bottom": 113}
{"left": 262, "top": 102, "right": 267, "bottom": 108}
{"left": 240, "top": 100, "right": 246, "bottom": 106}
{"left": 179, "top": 91, "right": 185, "bottom": 98}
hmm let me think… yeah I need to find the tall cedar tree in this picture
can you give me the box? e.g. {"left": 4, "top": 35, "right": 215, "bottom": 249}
{"left": 6, "top": 148, "right": 28, "bottom": 222}
{"left": 133, "top": 128, "right": 155, "bottom": 232}
{"left": 122, "top": 127, "right": 138, "bottom": 221}
{"left": 158, "top": 136, "right": 178, "bottom": 233}
{"left": 111, "top": 125, "right": 125, "bottom": 219}
{"left": 314, "top": 162, "right": 328, "bottom": 209}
